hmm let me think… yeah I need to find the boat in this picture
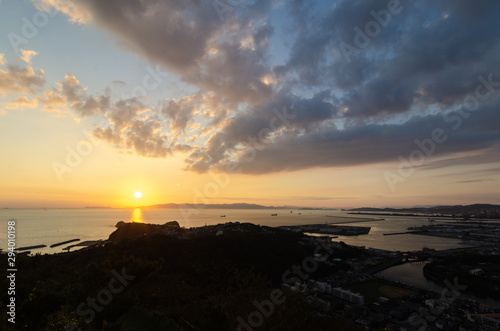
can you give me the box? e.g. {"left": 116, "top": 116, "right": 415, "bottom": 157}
{"left": 271, "top": 214, "right": 278, "bottom": 216}
{"left": 220, "top": 215, "right": 226, "bottom": 217}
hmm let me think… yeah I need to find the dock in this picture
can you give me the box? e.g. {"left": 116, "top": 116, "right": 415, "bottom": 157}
{"left": 15, "top": 244, "right": 47, "bottom": 251}
{"left": 63, "top": 240, "right": 106, "bottom": 251}
{"left": 50, "top": 239, "right": 80, "bottom": 248}
{"left": 383, "top": 231, "right": 425, "bottom": 236}
{"left": 279, "top": 224, "right": 371, "bottom": 236}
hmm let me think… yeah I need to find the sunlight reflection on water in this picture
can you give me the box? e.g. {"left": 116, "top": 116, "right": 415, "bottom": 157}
{"left": 132, "top": 208, "right": 143, "bottom": 223}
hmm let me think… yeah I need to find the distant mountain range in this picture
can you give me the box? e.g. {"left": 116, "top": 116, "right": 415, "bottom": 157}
{"left": 349, "top": 204, "right": 500, "bottom": 216}
{"left": 142, "top": 203, "right": 336, "bottom": 210}
{"left": 144, "top": 203, "right": 289, "bottom": 209}
{"left": 83, "top": 203, "right": 500, "bottom": 214}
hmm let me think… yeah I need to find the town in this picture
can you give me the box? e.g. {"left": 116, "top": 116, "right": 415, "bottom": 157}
{"left": 107, "top": 221, "right": 500, "bottom": 330}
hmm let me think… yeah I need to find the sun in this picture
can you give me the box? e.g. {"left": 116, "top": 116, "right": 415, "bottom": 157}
{"left": 134, "top": 191, "right": 142, "bottom": 198}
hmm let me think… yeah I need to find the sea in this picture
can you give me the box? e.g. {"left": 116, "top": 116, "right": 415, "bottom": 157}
{"left": 0, "top": 208, "right": 476, "bottom": 255}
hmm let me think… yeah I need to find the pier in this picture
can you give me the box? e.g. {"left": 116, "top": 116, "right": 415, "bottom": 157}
{"left": 50, "top": 239, "right": 80, "bottom": 248}
{"left": 383, "top": 231, "right": 425, "bottom": 236}
{"left": 15, "top": 244, "right": 47, "bottom": 251}
{"left": 63, "top": 240, "right": 106, "bottom": 251}
{"left": 279, "top": 224, "right": 371, "bottom": 236}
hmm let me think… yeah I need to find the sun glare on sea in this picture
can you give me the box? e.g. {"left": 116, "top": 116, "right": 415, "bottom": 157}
{"left": 134, "top": 191, "right": 142, "bottom": 198}
{"left": 132, "top": 208, "right": 143, "bottom": 223}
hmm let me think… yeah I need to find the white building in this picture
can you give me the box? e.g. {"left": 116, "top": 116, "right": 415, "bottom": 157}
{"left": 333, "top": 287, "right": 364, "bottom": 306}
{"left": 469, "top": 268, "right": 484, "bottom": 276}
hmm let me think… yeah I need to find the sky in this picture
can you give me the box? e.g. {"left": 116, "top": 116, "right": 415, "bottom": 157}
{"left": 0, "top": 0, "right": 499, "bottom": 208}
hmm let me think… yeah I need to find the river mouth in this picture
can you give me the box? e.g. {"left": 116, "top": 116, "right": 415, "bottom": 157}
{"left": 376, "top": 262, "right": 500, "bottom": 308}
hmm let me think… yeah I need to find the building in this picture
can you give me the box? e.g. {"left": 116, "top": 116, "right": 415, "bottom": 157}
{"left": 333, "top": 287, "right": 364, "bottom": 306}
{"left": 479, "top": 315, "right": 500, "bottom": 330}
{"left": 469, "top": 268, "right": 484, "bottom": 276}
{"left": 309, "top": 280, "right": 332, "bottom": 294}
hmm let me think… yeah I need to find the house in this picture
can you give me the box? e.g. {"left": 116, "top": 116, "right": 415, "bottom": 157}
{"left": 333, "top": 287, "right": 364, "bottom": 306}
{"left": 469, "top": 268, "right": 484, "bottom": 276}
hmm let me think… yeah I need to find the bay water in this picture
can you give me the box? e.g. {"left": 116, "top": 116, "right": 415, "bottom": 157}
{"left": 0, "top": 208, "right": 474, "bottom": 255}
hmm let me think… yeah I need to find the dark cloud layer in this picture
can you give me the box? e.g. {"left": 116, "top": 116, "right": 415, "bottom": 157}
{"left": 37, "top": 0, "right": 500, "bottom": 174}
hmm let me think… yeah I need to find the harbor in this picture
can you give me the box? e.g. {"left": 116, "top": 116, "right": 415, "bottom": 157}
{"left": 279, "top": 223, "right": 371, "bottom": 236}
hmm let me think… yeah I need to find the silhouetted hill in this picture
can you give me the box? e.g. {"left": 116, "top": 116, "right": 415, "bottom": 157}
{"left": 0, "top": 222, "right": 355, "bottom": 330}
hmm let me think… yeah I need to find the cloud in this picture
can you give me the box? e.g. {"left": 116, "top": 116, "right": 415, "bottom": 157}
{"left": 37, "top": 89, "right": 66, "bottom": 112}
{"left": 182, "top": 0, "right": 500, "bottom": 173}
{"left": 91, "top": 126, "right": 123, "bottom": 146}
{"left": 32, "top": 0, "right": 90, "bottom": 23}
{"left": 479, "top": 167, "right": 500, "bottom": 176}
{"left": 44, "top": 73, "right": 174, "bottom": 157}
{"left": 280, "top": 0, "right": 500, "bottom": 118}
{"left": 33, "top": 0, "right": 500, "bottom": 175}
{"left": 20, "top": 49, "right": 38, "bottom": 64}
{"left": 159, "top": 92, "right": 232, "bottom": 135}
{"left": 185, "top": 90, "right": 338, "bottom": 173}
{"left": 91, "top": 115, "right": 185, "bottom": 159}
{"left": 75, "top": 0, "right": 222, "bottom": 70}
{"left": 83, "top": 92, "right": 181, "bottom": 158}
{"left": 36, "top": 0, "right": 278, "bottom": 105}
{"left": 5, "top": 96, "right": 38, "bottom": 109}
{"left": 111, "top": 80, "right": 126, "bottom": 87}
{"left": 286, "top": 196, "right": 340, "bottom": 201}
{"left": 125, "top": 119, "right": 176, "bottom": 158}
{"left": 0, "top": 53, "right": 4, "bottom": 66}
{"left": 0, "top": 59, "right": 193, "bottom": 158}
{"left": 160, "top": 94, "right": 201, "bottom": 134}
{"left": 0, "top": 63, "right": 45, "bottom": 95}
{"left": 416, "top": 143, "right": 500, "bottom": 172}
{"left": 455, "top": 179, "right": 485, "bottom": 184}
{"left": 189, "top": 98, "right": 500, "bottom": 174}
{"left": 54, "top": 74, "right": 110, "bottom": 116}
